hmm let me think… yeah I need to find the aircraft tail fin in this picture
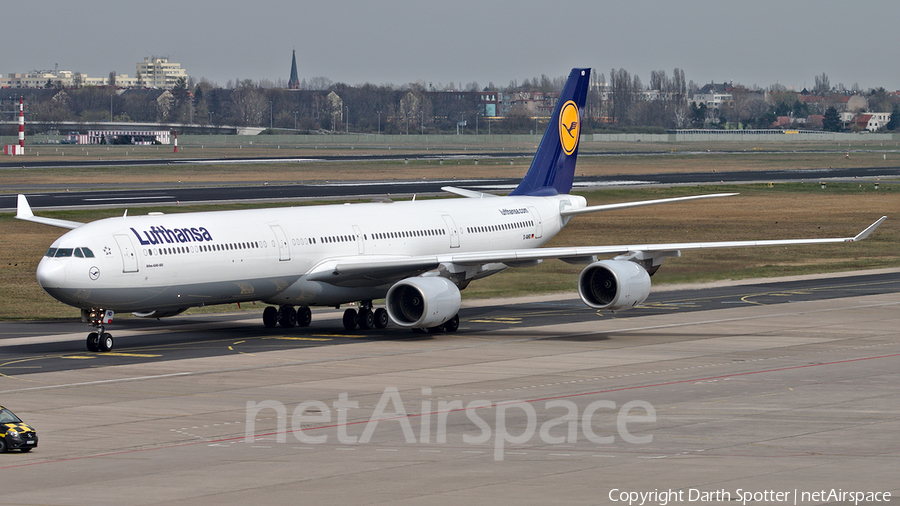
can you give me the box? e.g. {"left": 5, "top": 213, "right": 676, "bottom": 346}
{"left": 509, "top": 68, "right": 591, "bottom": 196}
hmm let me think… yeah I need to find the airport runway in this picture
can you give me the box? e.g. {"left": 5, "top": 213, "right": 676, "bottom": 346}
{"left": 0, "top": 270, "right": 898, "bottom": 504}
{"left": 3, "top": 164, "right": 900, "bottom": 212}
{"left": 2, "top": 270, "right": 899, "bottom": 376}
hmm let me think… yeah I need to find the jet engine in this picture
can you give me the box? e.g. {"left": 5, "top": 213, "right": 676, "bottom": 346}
{"left": 386, "top": 276, "right": 461, "bottom": 328}
{"left": 577, "top": 260, "right": 651, "bottom": 311}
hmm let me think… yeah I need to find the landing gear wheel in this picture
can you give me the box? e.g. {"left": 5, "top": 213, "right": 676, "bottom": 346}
{"left": 99, "top": 333, "right": 114, "bottom": 352}
{"left": 342, "top": 308, "right": 358, "bottom": 331}
{"left": 279, "top": 306, "right": 297, "bottom": 328}
{"left": 296, "top": 306, "right": 312, "bottom": 327}
{"left": 263, "top": 306, "right": 278, "bottom": 328}
{"left": 374, "top": 308, "right": 389, "bottom": 329}
{"left": 86, "top": 332, "right": 100, "bottom": 352}
{"left": 442, "top": 314, "right": 460, "bottom": 333}
{"left": 357, "top": 309, "right": 374, "bottom": 330}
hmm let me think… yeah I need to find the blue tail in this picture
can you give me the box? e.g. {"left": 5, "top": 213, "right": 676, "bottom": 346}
{"left": 509, "top": 68, "right": 591, "bottom": 196}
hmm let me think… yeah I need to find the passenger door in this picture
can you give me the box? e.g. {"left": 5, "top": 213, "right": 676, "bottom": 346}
{"left": 113, "top": 234, "right": 139, "bottom": 273}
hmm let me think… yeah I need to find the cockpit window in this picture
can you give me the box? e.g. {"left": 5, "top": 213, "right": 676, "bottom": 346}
{"left": 81, "top": 247, "right": 95, "bottom": 258}
{"left": 54, "top": 248, "right": 74, "bottom": 258}
{"left": 45, "top": 248, "right": 57, "bottom": 257}
{"left": 74, "top": 248, "right": 84, "bottom": 258}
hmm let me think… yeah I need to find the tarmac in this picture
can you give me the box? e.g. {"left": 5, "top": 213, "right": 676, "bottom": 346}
{"left": 1, "top": 278, "right": 898, "bottom": 505}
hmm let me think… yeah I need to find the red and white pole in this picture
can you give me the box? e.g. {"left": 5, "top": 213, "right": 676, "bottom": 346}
{"left": 173, "top": 130, "right": 178, "bottom": 153}
{"left": 18, "top": 97, "right": 25, "bottom": 148}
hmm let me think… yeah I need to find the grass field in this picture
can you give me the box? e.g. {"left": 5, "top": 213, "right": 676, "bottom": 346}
{"left": 1, "top": 180, "right": 896, "bottom": 320}
{"left": 3, "top": 139, "right": 900, "bottom": 189}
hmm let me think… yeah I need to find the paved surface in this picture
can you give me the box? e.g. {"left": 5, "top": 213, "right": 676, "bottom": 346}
{"left": 1, "top": 271, "right": 898, "bottom": 505}
{"left": 2, "top": 270, "right": 900, "bottom": 375}
{"left": 3, "top": 164, "right": 899, "bottom": 211}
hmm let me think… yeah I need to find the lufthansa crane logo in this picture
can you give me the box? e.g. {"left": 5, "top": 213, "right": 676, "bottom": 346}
{"left": 558, "top": 100, "right": 580, "bottom": 155}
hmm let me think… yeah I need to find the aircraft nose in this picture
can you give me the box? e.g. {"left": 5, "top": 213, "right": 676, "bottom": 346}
{"left": 36, "top": 259, "right": 66, "bottom": 288}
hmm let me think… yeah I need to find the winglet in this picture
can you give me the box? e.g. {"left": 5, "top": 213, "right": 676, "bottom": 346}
{"left": 15, "top": 194, "right": 84, "bottom": 229}
{"left": 851, "top": 216, "right": 887, "bottom": 242}
{"left": 16, "top": 194, "right": 34, "bottom": 219}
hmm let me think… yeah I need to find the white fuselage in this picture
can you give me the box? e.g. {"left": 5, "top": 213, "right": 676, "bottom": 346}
{"left": 36, "top": 194, "right": 586, "bottom": 313}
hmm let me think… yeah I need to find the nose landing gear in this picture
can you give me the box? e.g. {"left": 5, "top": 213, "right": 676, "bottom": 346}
{"left": 83, "top": 308, "right": 114, "bottom": 352}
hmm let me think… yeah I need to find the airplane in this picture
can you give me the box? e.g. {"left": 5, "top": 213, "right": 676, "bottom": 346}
{"left": 16, "top": 68, "right": 886, "bottom": 353}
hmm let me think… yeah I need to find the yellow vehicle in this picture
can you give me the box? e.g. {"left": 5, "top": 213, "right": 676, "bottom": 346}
{"left": 0, "top": 406, "right": 38, "bottom": 453}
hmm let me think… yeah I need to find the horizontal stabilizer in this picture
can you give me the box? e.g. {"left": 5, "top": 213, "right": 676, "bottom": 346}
{"left": 560, "top": 193, "right": 739, "bottom": 216}
{"left": 15, "top": 194, "right": 84, "bottom": 229}
{"left": 442, "top": 186, "right": 498, "bottom": 199}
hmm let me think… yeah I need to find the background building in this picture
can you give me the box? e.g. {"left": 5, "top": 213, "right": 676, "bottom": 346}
{"left": 2, "top": 56, "right": 184, "bottom": 89}
{"left": 136, "top": 57, "right": 187, "bottom": 88}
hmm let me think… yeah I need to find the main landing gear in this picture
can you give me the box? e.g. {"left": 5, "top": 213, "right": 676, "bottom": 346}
{"left": 83, "top": 308, "right": 114, "bottom": 352}
{"left": 263, "top": 305, "right": 312, "bottom": 329}
{"left": 342, "top": 301, "right": 389, "bottom": 331}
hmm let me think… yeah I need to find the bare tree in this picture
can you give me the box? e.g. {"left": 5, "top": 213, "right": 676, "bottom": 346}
{"left": 231, "top": 87, "right": 267, "bottom": 126}
{"left": 813, "top": 72, "right": 830, "bottom": 94}
{"left": 609, "top": 68, "right": 633, "bottom": 124}
{"left": 399, "top": 90, "right": 423, "bottom": 134}
{"left": 673, "top": 105, "right": 688, "bottom": 128}
{"left": 307, "top": 77, "right": 333, "bottom": 91}
{"left": 650, "top": 70, "right": 667, "bottom": 95}
{"left": 671, "top": 68, "right": 686, "bottom": 105}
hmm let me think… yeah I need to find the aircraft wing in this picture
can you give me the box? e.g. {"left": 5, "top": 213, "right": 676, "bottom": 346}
{"left": 304, "top": 256, "right": 440, "bottom": 287}
{"left": 15, "top": 194, "right": 84, "bottom": 229}
{"left": 445, "top": 216, "right": 886, "bottom": 266}
{"left": 303, "top": 217, "right": 886, "bottom": 287}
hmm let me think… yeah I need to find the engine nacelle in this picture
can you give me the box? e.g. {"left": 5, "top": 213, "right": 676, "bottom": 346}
{"left": 577, "top": 260, "right": 651, "bottom": 311}
{"left": 386, "top": 276, "right": 461, "bottom": 328}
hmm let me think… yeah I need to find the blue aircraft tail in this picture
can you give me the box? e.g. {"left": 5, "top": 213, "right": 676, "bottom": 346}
{"left": 509, "top": 68, "right": 591, "bottom": 196}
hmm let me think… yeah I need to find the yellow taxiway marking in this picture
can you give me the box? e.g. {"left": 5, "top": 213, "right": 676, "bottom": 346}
{"left": 102, "top": 352, "right": 162, "bottom": 358}
{"left": 266, "top": 337, "right": 332, "bottom": 342}
{"left": 62, "top": 355, "right": 96, "bottom": 360}
{"left": 468, "top": 317, "right": 521, "bottom": 324}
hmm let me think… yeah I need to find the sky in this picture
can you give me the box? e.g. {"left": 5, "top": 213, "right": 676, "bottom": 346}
{"left": 7, "top": 0, "right": 899, "bottom": 91}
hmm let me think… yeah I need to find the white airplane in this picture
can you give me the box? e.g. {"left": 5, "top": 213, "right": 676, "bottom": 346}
{"left": 17, "top": 68, "right": 886, "bottom": 353}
